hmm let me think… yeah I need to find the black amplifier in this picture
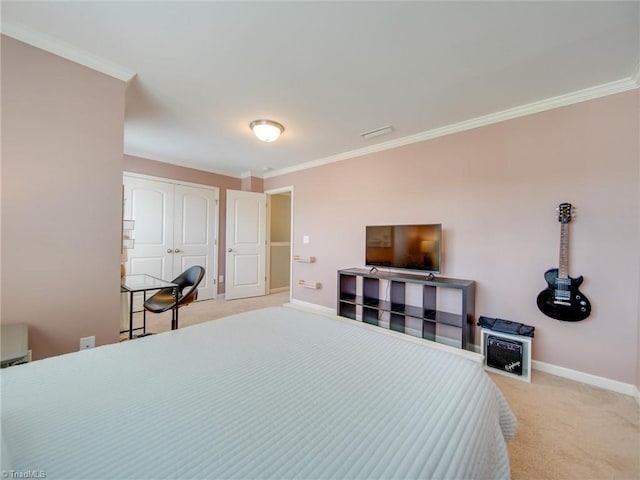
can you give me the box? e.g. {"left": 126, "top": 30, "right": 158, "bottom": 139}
{"left": 486, "top": 335, "right": 523, "bottom": 376}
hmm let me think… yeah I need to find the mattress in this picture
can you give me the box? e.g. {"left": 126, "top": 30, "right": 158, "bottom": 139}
{"left": 1, "top": 306, "right": 516, "bottom": 479}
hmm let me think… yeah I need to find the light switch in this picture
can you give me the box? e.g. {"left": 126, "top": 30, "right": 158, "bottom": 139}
{"left": 303, "top": 235, "right": 310, "bottom": 244}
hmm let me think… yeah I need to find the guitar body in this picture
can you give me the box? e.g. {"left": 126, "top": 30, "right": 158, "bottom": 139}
{"left": 537, "top": 203, "right": 591, "bottom": 322}
{"left": 537, "top": 268, "right": 591, "bottom": 322}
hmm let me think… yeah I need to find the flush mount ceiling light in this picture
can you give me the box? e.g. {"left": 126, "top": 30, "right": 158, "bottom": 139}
{"left": 250, "top": 119, "right": 284, "bottom": 142}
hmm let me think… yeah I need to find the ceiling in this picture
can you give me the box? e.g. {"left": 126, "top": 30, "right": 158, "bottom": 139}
{"left": 2, "top": 1, "right": 639, "bottom": 178}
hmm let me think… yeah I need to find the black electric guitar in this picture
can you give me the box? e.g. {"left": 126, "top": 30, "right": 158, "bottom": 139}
{"left": 536, "top": 203, "right": 591, "bottom": 321}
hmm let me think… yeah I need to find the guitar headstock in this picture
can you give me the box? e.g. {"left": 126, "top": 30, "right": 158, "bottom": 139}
{"left": 557, "top": 202, "right": 574, "bottom": 224}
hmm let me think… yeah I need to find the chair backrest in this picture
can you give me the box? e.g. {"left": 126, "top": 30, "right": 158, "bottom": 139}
{"left": 173, "top": 266, "right": 205, "bottom": 305}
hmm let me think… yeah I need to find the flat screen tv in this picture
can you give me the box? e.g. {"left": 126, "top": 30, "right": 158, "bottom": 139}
{"left": 366, "top": 224, "right": 442, "bottom": 273}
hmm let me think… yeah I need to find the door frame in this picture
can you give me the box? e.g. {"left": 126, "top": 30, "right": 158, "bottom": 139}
{"left": 265, "top": 186, "right": 294, "bottom": 303}
{"left": 123, "top": 171, "right": 220, "bottom": 299}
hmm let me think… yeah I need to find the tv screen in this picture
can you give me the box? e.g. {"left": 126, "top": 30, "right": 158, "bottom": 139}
{"left": 366, "top": 224, "right": 442, "bottom": 273}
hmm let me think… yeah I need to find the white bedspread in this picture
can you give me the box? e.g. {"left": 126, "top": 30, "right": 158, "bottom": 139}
{"left": 1, "top": 307, "right": 516, "bottom": 479}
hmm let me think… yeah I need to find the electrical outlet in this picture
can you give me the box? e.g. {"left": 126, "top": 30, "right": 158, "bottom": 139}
{"left": 79, "top": 336, "right": 95, "bottom": 350}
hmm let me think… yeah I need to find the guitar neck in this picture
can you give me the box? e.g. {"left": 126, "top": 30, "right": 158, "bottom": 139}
{"left": 559, "top": 223, "right": 569, "bottom": 279}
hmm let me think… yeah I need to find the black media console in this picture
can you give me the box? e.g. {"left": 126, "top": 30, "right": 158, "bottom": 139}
{"left": 337, "top": 268, "right": 476, "bottom": 351}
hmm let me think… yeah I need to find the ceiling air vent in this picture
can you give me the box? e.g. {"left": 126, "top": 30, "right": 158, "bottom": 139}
{"left": 360, "top": 125, "right": 393, "bottom": 140}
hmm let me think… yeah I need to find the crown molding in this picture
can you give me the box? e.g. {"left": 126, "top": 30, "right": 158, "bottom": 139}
{"left": 1, "top": 20, "right": 136, "bottom": 83}
{"left": 263, "top": 75, "right": 639, "bottom": 179}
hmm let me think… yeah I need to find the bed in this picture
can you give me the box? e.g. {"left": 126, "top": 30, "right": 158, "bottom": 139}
{"left": 1, "top": 306, "right": 516, "bottom": 479}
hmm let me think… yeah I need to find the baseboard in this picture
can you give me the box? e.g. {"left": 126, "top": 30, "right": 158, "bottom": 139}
{"left": 473, "top": 343, "right": 639, "bottom": 400}
{"left": 531, "top": 360, "right": 639, "bottom": 399}
{"left": 286, "top": 299, "right": 335, "bottom": 316}
{"left": 269, "top": 287, "right": 289, "bottom": 294}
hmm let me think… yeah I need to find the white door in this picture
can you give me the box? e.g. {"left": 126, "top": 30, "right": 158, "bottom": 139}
{"left": 124, "top": 177, "right": 174, "bottom": 280}
{"left": 123, "top": 175, "right": 219, "bottom": 302}
{"left": 173, "top": 184, "right": 217, "bottom": 300}
{"left": 225, "top": 190, "right": 266, "bottom": 300}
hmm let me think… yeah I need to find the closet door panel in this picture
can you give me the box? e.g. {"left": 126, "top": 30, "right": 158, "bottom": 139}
{"left": 123, "top": 176, "right": 175, "bottom": 311}
{"left": 123, "top": 177, "right": 174, "bottom": 280}
{"left": 123, "top": 175, "right": 218, "bottom": 308}
{"left": 173, "top": 184, "right": 217, "bottom": 300}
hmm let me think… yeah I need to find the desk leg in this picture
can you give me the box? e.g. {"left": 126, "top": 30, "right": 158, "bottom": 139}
{"left": 128, "top": 291, "right": 134, "bottom": 340}
{"left": 172, "top": 287, "right": 179, "bottom": 330}
{"left": 143, "top": 291, "right": 147, "bottom": 335}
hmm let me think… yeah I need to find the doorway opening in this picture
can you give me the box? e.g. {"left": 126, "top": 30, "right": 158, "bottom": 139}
{"left": 266, "top": 187, "right": 293, "bottom": 301}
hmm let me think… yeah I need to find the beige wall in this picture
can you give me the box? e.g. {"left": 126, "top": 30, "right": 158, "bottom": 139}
{"left": 270, "top": 193, "right": 292, "bottom": 243}
{"left": 1, "top": 36, "right": 126, "bottom": 360}
{"left": 269, "top": 193, "right": 291, "bottom": 290}
{"left": 123, "top": 154, "right": 241, "bottom": 294}
{"left": 265, "top": 90, "right": 640, "bottom": 385}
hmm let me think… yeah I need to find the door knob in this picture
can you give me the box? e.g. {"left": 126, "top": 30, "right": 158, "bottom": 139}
{"left": 167, "top": 249, "right": 173, "bottom": 253}
{"left": 174, "top": 248, "right": 181, "bottom": 253}
{"left": 227, "top": 248, "right": 233, "bottom": 252}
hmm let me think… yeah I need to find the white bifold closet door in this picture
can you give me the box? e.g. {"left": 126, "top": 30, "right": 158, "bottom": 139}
{"left": 123, "top": 175, "right": 219, "bottom": 309}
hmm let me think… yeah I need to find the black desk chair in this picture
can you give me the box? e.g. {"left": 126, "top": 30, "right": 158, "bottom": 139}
{"left": 143, "top": 266, "right": 205, "bottom": 330}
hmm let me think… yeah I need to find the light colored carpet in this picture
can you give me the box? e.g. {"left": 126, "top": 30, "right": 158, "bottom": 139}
{"left": 122, "top": 293, "right": 640, "bottom": 479}
{"left": 491, "top": 370, "right": 639, "bottom": 479}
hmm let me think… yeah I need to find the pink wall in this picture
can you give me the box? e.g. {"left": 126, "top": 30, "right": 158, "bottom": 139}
{"left": 241, "top": 176, "right": 265, "bottom": 193}
{"left": 1, "top": 36, "right": 126, "bottom": 360}
{"left": 265, "top": 90, "right": 640, "bottom": 385}
{"left": 123, "top": 155, "right": 242, "bottom": 294}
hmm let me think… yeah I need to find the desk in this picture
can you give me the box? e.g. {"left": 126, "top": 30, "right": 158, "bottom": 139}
{"left": 1, "top": 324, "right": 29, "bottom": 367}
{"left": 121, "top": 274, "right": 179, "bottom": 339}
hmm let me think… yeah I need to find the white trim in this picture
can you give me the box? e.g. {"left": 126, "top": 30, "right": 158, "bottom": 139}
{"left": 264, "top": 186, "right": 293, "bottom": 196}
{"left": 269, "top": 286, "right": 289, "bottom": 294}
{"left": 482, "top": 342, "right": 640, "bottom": 399}
{"left": 286, "top": 299, "right": 336, "bottom": 316}
{"left": 1, "top": 20, "right": 136, "bottom": 83}
{"left": 531, "top": 360, "right": 638, "bottom": 398}
{"left": 263, "top": 76, "right": 639, "bottom": 179}
{"left": 632, "top": 62, "right": 640, "bottom": 86}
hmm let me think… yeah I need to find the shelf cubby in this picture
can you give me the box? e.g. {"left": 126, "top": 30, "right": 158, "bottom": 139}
{"left": 337, "top": 268, "right": 476, "bottom": 351}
